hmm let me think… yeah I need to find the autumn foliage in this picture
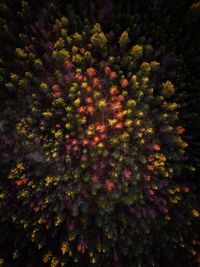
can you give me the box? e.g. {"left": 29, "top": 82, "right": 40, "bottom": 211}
{"left": 0, "top": 1, "right": 199, "bottom": 267}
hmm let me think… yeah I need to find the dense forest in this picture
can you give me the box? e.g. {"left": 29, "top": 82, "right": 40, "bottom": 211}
{"left": 0, "top": 1, "right": 200, "bottom": 266}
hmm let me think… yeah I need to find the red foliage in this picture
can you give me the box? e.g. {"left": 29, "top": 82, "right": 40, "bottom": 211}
{"left": 105, "top": 180, "right": 115, "bottom": 191}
